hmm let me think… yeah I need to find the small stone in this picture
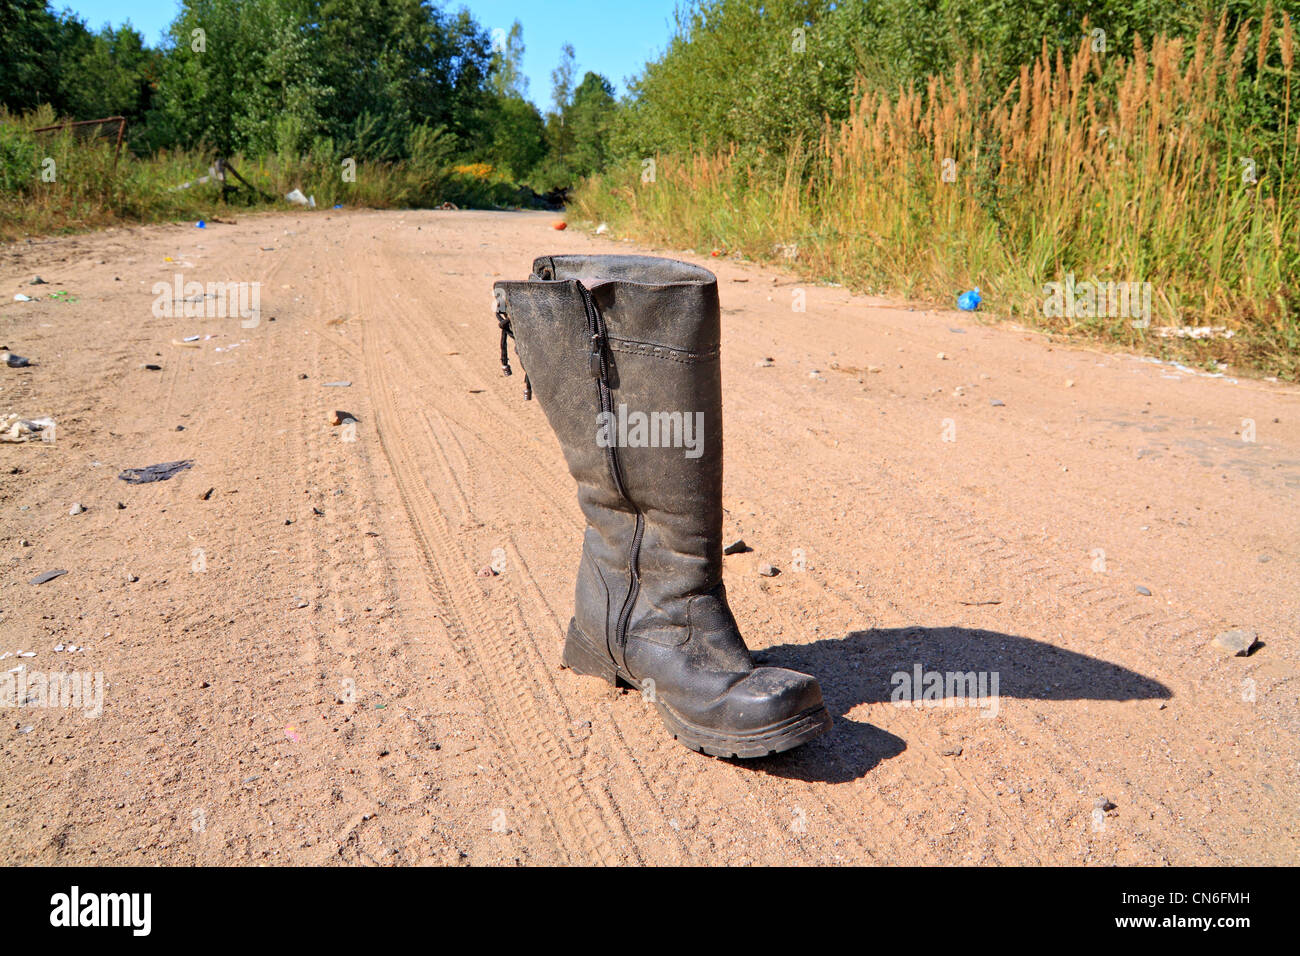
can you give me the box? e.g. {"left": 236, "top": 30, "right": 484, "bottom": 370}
{"left": 940, "top": 744, "right": 963, "bottom": 757}
{"left": 1212, "top": 629, "right": 1256, "bottom": 657}
{"left": 757, "top": 563, "right": 779, "bottom": 577}
{"left": 990, "top": 398, "right": 1005, "bottom": 407}
{"left": 69, "top": 503, "right": 86, "bottom": 515}
{"left": 1135, "top": 585, "right": 1152, "bottom": 596}
{"left": 1094, "top": 797, "right": 1117, "bottom": 812}
{"left": 1257, "top": 554, "right": 1271, "bottom": 563}
{"left": 866, "top": 365, "right": 883, "bottom": 373}
{"left": 125, "top": 573, "right": 139, "bottom": 583}
{"left": 723, "top": 539, "right": 751, "bottom": 555}
{"left": 477, "top": 566, "right": 497, "bottom": 578}
{"left": 1065, "top": 379, "right": 1075, "bottom": 387}
{"left": 298, "top": 373, "right": 308, "bottom": 380}
{"left": 116, "top": 502, "right": 126, "bottom": 509}
{"left": 293, "top": 598, "right": 309, "bottom": 609}
{"left": 755, "top": 357, "right": 774, "bottom": 367}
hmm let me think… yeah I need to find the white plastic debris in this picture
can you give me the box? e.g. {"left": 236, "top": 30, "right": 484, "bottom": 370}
{"left": 285, "top": 189, "right": 317, "bottom": 208}
{"left": 0, "top": 415, "right": 56, "bottom": 443}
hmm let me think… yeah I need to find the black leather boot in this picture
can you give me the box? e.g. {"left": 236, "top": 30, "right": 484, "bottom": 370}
{"left": 493, "top": 255, "right": 831, "bottom": 758}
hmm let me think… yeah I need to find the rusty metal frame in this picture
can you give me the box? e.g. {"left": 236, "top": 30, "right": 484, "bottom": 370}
{"left": 30, "top": 116, "right": 127, "bottom": 168}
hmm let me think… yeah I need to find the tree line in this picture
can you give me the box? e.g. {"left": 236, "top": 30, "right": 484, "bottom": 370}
{"left": 0, "top": 0, "right": 616, "bottom": 193}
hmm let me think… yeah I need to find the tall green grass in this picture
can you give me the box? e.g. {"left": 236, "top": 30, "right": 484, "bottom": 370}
{"left": 576, "top": 13, "right": 1300, "bottom": 380}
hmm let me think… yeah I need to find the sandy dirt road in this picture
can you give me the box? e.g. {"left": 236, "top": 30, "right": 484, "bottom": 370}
{"left": 1, "top": 208, "right": 1297, "bottom": 865}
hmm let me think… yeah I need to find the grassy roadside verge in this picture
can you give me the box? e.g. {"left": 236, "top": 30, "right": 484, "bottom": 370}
{"left": 1, "top": 108, "right": 531, "bottom": 242}
{"left": 574, "top": 27, "right": 1299, "bottom": 381}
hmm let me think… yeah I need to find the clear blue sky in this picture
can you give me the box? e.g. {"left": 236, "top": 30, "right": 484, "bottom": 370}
{"left": 56, "top": 0, "right": 683, "bottom": 109}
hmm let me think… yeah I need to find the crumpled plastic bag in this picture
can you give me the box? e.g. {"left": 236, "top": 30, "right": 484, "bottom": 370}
{"left": 118, "top": 459, "right": 194, "bottom": 484}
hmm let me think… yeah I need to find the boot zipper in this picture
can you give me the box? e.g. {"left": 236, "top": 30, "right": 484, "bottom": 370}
{"left": 578, "top": 282, "right": 643, "bottom": 661}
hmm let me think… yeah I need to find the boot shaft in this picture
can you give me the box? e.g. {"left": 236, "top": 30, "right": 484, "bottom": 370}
{"left": 493, "top": 255, "right": 726, "bottom": 577}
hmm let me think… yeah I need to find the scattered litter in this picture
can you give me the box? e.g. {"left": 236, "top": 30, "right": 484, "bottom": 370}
{"left": 1, "top": 415, "right": 55, "bottom": 443}
{"left": 118, "top": 459, "right": 194, "bottom": 484}
{"left": 1155, "top": 326, "right": 1236, "bottom": 340}
{"left": 755, "top": 357, "right": 774, "bottom": 368}
{"left": 30, "top": 276, "right": 47, "bottom": 285}
{"left": 1094, "top": 797, "right": 1117, "bottom": 812}
{"left": 30, "top": 569, "right": 68, "bottom": 585}
{"left": 990, "top": 399, "right": 1005, "bottom": 407}
{"left": 723, "top": 539, "right": 751, "bottom": 555}
{"left": 1212, "top": 629, "right": 1257, "bottom": 657}
{"left": 937, "top": 352, "right": 948, "bottom": 360}
{"left": 171, "top": 338, "right": 201, "bottom": 349}
{"left": 1135, "top": 585, "right": 1152, "bottom": 596}
{"left": 757, "top": 563, "right": 779, "bottom": 577}
{"left": 285, "top": 189, "right": 316, "bottom": 208}
{"left": 182, "top": 334, "right": 201, "bottom": 342}
{"left": 959, "top": 598, "right": 1002, "bottom": 606}
{"left": 48, "top": 291, "right": 77, "bottom": 302}
{"left": 330, "top": 411, "right": 359, "bottom": 426}
{"left": 957, "top": 288, "right": 981, "bottom": 311}
{"left": 323, "top": 381, "right": 351, "bottom": 387}
{"left": 3, "top": 351, "right": 32, "bottom": 368}
{"left": 143, "top": 363, "right": 162, "bottom": 371}
{"left": 595, "top": 223, "right": 609, "bottom": 235}
{"left": 552, "top": 221, "right": 567, "bottom": 230}
{"left": 948, "top": 327, "right": 966, "bottom": 334}
{"left": 68, "top": 503, "right": 86, "bottom": 516}
{"left": 200, "top": 487, "right": 214, "bottom": 501}
{"left": 196, "top": 220, "right": 206, "bottom": 228}
{"left": 13, "top": 294, "right": 34, "bottom": 302}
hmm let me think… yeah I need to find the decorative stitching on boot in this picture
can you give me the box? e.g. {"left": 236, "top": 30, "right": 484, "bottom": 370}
{"left": 608, "top": 337, "right": 719, "bottom": 364}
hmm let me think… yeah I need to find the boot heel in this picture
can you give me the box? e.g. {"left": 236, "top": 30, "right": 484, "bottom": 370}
{"left": 562, "top": 620, "right": 618, "bottom": 685}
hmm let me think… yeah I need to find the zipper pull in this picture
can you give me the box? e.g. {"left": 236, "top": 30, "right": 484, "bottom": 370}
{"left": 588, "top": 332, "right": 604, "bottom": 378}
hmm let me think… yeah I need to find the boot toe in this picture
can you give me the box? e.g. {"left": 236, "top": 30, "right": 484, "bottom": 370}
{"left": 717, "top": 666, "right": 826, "bottom": 733}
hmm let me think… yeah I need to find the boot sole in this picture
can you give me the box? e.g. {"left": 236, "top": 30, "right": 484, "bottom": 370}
{"left": 562, "top": 621, "right": 832, "bottom": 759}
